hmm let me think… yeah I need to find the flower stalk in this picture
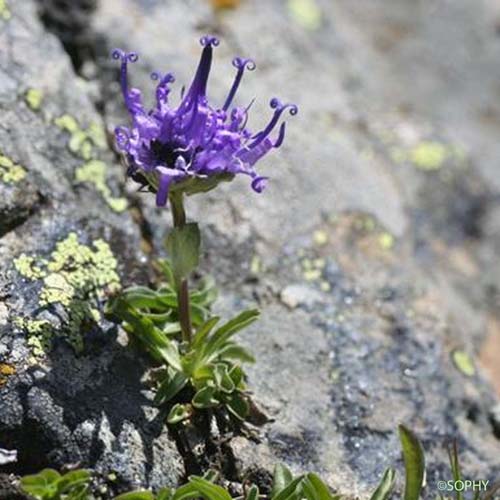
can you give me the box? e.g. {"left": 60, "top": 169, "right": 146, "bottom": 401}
{"left": 169, "top": 191, "right": 192, "bottom": 344}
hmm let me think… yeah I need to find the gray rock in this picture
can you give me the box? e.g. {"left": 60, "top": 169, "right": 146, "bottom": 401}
{"left": 90, "top": 0, "right": 500, "bottom": 496}
{"left": 1, "top": 0, "right": 499, "bottom": 498}
{"left": 0, "top": 0, "right": 183, "bottom": 492}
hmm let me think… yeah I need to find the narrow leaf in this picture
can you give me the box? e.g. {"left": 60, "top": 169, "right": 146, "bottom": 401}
{"left": 306, "top": 473, "right": 335, "bottom": 500}
{"left": 189, "top": 476, "right": 233, "bottom": 500}
{"left": 114, "top": 491, "right": 155, "bottom": 500}
{"left": 245, "top": 485, "right": 260, "bottom": 500}
{"left": 192, "top": 386, "right": 219, "bottom": 409}
{"left": 370, "top": 468, "right": 396, "bottom": 500}
{"left": 447, "top": 441, "right": 462, "bottom": 500}
{"left": 272, "top": 476, "right": 304, "bottom": 500}
{"left": 193, "top": 317, "right": 220, "bottom": 350}
{"left": 173, "top": 483, "right": 204, "bottom": 500}
{"left": 157, "top": 488, "right": 174, "bottom": 500}
{"left": 225, "top": 392, "right": 249, "bottom": 420}
{"left": 203, "top": 309, "right": 259, "bottom": 361}
{"left": 167, "top": 403, "right": 192, "bottom": 424}
{"left": 218, "top": 343, "right": 256, "bottom": 363}
{"left": 272, "top": 464, "right": 294, "bottom": 498}
{"left": 154, "top": 371, "right": 188, "bottom": 405}
{"left": 399, "top": 425, "right": 425, "bottom": 500}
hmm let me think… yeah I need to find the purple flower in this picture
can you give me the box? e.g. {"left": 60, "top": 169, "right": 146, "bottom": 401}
{"left": 112, "top": 36, "right": 297, "bottom": 207}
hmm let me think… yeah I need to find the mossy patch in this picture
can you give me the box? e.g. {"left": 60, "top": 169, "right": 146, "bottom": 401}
{"left": 25, "top": 88, "right": 43, "bottom": 111}
{"left": 75, "top": 160, "right": 127, "bottom": 213}
{"left": 0, "top": 0, "right": 11, "bottom": 21}
{"left": 0, "top": 152, "right": 26, "bottom": 184}
{"left": 14, "top": 233, "right": 121, "bottom": 355}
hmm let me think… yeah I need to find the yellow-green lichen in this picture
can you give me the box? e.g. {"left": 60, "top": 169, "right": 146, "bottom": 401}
{"left": 0, "top": 153, "right": 26, "bottom": 184}
{"left": 378, "top": 231, "right": 395, "bottom": 250}
{"left": 14, "top": 255, "right": 45, "bottom": 280}
{"left": 75, "top": 160, "right": 127, "bottom": 213}
{"left": 409, "top": 142, "right": 448, "bottom": 171}
{"left": 0, "top": 362, "right": 15, "bottom": 386}
{"left": 391, "top": 141, "right": 463, "bottom": 172}
{"left": 313, "top": 229, "right": 328, "bottom": 247}
{"left": 14, "top": 318, "right": 53, "bottom": 357}
{"left": 25, "top": 88, "right": 43, "bottom": 111}
{"left": 452, "top": 349, "right": 475, "bottom": 377}
{"left": 14, "top": 232, "right": 121, "bottom": 355}
{"left": 54, "top": 115, "right": 126, "bottom": 212}
{"left": 301, "top": 257, "right": 324, "bottom": 282}
{"left": 288, "top": 0, "right": 322, "bottom": 30}
{"left": 0, "top": 0, "right": 11, "bottom": 21}
{"left": 55, "top": 114, "right": 106, "bottom": 160}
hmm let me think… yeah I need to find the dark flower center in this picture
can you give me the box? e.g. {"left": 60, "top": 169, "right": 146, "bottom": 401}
{"left": 151, "top": 140, "right": 205, "bottom": 169}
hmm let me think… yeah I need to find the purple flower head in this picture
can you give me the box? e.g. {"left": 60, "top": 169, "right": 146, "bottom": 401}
{"left": 112, "top": 36, "right": 297, "bottom": 207}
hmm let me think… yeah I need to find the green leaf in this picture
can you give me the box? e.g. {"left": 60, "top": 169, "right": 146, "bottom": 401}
{"left": 214, "top": 364, "right": 236, "bottom": 393}
{"left": 163, "top": 322, "right": 182, "bottom": 335}
{"left": 370, "top": 468, "right": 396, "bottom": 500}
{"left": 190, "top": 276, "right": 218, "bottom": 307}
{"left": 109, "top": 297, "right": 181, "bottom": 368}
{"left": 228, "top": 365, "right": 245, "bottom": 388}
{"left": 121, "top": 286, "right": 161, "bottom": 309}
{"left": 188, "top": 476, "right": 233, "bottom": 500}
{"left": 225, "top": 392, "right": 249, "bottom": 420}
{"left": 157, "top": 488, "right": 174, "bottom": 500}
{"left": 156, "top": 292, "right": 178, "bottom": 308}
{"left": 218, "top": 343, "right": 256, "bottom": 363}
{"left": 447, "top": 442, "right": 462, "bottom": 500}
{"left": 65, "top": 483, "right": 90, "bottom": 500}
{"left": 20, "top": 469, "right": 61, "bottom": 498}
{"left": 272, "top": 476, "right": 304, "bottom": 500}
{"left": 172, "top": 482, "right": 203, "bottom": 500}
{"left": 202, "top": 470, "right": 218, "bottom": 483}
{"left": 56, "top": 469, "right": 91, "bottom": 494}
{"left": 272, "top": 464, "right": 294, "bottom": 498}
{"left": 245, "top": 485, "right": 260, "bottom": 500}
{"left": 399, "top": 425, "right": 425, "bottom": 500}
{"left": 165, "top": 223, "right": 201, "bottom": 281}
{"left": 302, "top": 477, "right": 320, "bottom": 500}
{"left": 192, "top": 317, "right": 220, "bottom": 350}
{"left": 305, "top": 473, "right": 335, "bottom": 500}
{"left": 190, "top": 303, "right": 211, "bottom": 326}
{"left": 157, "top": 259, "right": 176, "bottom": 288}
{"left": 203, "top": 309, "right": 260, "bottom": 361}
{"left": 114, "top": 491, "right": 155, "bottom": 500}
{"left": 167, "top": 403, "right": 192, "bottom": 424}
{"left": 192, "top": 386, "right": 219, "bottom": 409}
{"left": 154, "top": 370, "right": 188, "bottom": 405}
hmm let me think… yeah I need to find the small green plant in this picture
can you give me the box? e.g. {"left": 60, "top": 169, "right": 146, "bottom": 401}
{"left": 109, "top": 281, "right": 258, "bottom": 423}
{"left": 20, "top": 468, "right": 91, "bottom": 500}
{"left": 106, "top": 34, "right": 299, "bottom": 427}
{"left": 114, "top": 465, "right": 337, "bottom": 500}
{"left": 25, "top": 425, "right": 500, "bottom": 500}
{"left": 370, "top": 425, "right": 425, "bottom": 500}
